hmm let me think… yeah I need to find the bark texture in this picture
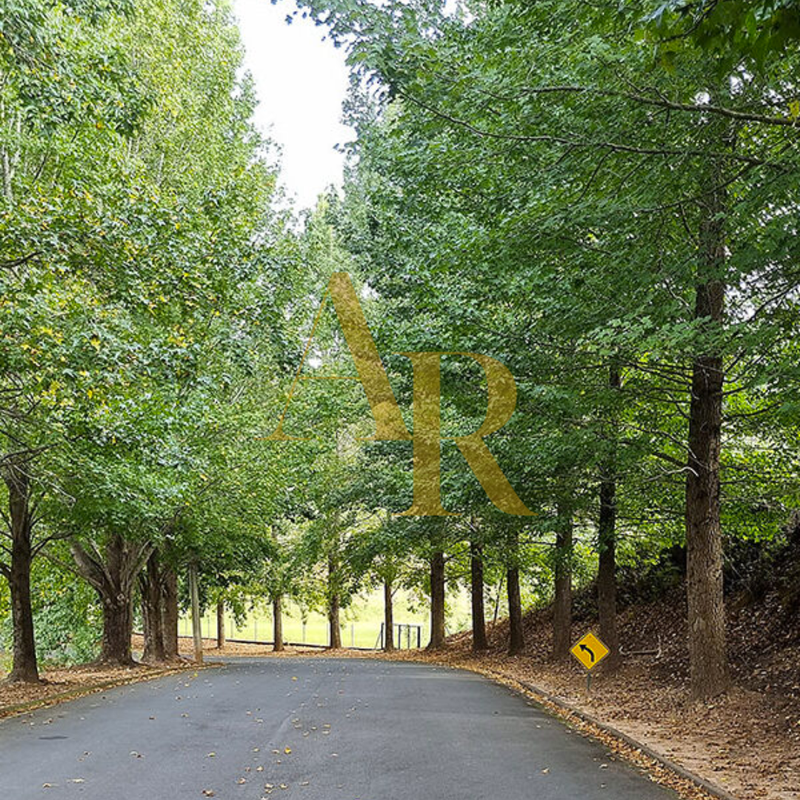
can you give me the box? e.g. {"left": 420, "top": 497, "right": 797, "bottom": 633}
{"left": 686, "top": 279, "right": 729, "bottom": 698}
{"left": 216, "top": 599, "right": 226, "bottom": 649}
{"left": 161, "top": 566, "right": 180, "bottom": 661}
{"left": 507, "top": 565, "right": 524, "bottom": 655}
{"left": 102, "top": 593, "right": 134, "bottom": 666}
{"left": 553, "top": 505, "right": 573, "bottom": 661}
{"left": 71, "top": 534, "right": 149, "bottom": 666}
{"left": 188, "top": 561, "right": 203, "bottom": 664}
{"left": 272, "top": 595, "right": 284, "bottom": 652}
{"left": 598, "top": 366, "right": 621, "bottom": 668}
{"left": 470, "top": 540, "right": 488, "bottom": 652}
{"left": 683, "top": 120, "right": 732, "bottom": 700}
{"left": 328, "top": 554, "right": 342, "bottom": 649}
{"left": 383, "top": 579, "right": 394, "bottom": 652}
{"left": 139, "top": 551, "right": 166, "bottom": 663}
{"left": 1, "top": 454, "right": 39, "bottom": 682}
{"left": 427, "top": 550, "right": 446, "bottom": 650}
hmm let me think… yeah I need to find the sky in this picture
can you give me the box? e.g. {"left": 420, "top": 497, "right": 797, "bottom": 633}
{"left": 232, "top": 0, "right": 352, "bottom": 211}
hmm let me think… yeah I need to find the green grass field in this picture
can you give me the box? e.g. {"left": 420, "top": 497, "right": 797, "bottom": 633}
{"left": 179, "top": 587, "right": 474, "bottom": 649}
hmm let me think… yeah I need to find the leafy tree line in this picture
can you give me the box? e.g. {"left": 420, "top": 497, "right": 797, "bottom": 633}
{"left": 0, "top": 0, "right": 305, "bottom": 681}
{"left": 3, "top": 0, "right": 800, "bottom": 710}
{"left": 284, "top": 0, "right": 800, "bottom": 700}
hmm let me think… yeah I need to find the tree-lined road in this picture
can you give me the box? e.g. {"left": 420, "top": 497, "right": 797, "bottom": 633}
{"left": 0, "top": 658, "right": 675, "bottom": 799}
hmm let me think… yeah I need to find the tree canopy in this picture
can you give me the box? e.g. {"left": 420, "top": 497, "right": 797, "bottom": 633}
{"left": 2, "top": 0, "right": 799, "bottom": 704}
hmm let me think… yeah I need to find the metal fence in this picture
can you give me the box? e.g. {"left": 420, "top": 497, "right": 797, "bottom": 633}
{"left": 376, "top": 623, "right": 423, "bottom": 649}
{"left": 178, "top": 614, "right": 428, "bottom": 650}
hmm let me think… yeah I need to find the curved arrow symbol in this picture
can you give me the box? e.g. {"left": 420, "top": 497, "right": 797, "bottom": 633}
{"left": 579, "top": 643, "right": 595, "bottom": 662}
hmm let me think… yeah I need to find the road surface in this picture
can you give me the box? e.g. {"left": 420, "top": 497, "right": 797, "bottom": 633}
{"left": 0, "top": 657, "right": 677, "bottom": 799}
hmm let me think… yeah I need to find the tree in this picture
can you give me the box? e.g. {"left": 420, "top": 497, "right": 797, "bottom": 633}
{"left": 469, "top": 523, "right": 488, "bottom": 653}
{"left": 2, "top": 0, "right": 289, "bottom": 675}
{"left": 0, "top": 455, "right": 38, "bottom": 681}
{"left": 643, "top": 0, "right": 800, "bottom": 68}
{"left": 597, "top": 369, "right": 621, "bottom": 666}
{"left": 296, "top": 0, "right": 800, "bottom": 698}
{"left": 0, "top": 0, "right": 150, "bottom": 682}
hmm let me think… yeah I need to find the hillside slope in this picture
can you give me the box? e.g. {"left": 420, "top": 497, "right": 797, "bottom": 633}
{"left": 444, "top": 541, "right": 800, "bottom": 800}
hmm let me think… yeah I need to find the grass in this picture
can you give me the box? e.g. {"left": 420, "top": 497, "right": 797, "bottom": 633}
{"left": 180, "top": 587, "right": 474, "bottom": 649}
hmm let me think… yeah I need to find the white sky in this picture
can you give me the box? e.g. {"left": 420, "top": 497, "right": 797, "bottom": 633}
{"left": 233, "top": 0, "right": 352, "bottom": 210}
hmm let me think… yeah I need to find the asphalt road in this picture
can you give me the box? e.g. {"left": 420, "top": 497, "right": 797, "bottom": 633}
{"left": 0, "top": 657, "right": 677, "bottom": 799}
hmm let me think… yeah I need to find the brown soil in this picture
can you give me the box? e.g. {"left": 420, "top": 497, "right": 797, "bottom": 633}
{"left": 408, "top": 649, "right": 797, "bottom": 800}
{"left": 423, "top": 583, "right": 800, "bottom": 800}
{"left": 130, "top": 633, "right": 324, "bottom": 658}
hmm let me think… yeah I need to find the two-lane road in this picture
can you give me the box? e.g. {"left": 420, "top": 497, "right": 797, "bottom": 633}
{"left": 0, "top": 658, "right": 676, "bottom": 799}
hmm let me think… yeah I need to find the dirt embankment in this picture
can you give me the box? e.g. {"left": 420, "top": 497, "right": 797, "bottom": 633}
{"left": 433, "top": 574, "right": 800, "bottom": 800}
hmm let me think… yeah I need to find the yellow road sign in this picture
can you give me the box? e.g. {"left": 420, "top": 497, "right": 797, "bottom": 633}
{"left": 570, "top": 632, "right": 610, "bottom": 671}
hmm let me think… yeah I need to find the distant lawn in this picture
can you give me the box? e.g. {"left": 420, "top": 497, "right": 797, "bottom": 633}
{"left": 180, "top": 587, "right": 475, "bottom": 649}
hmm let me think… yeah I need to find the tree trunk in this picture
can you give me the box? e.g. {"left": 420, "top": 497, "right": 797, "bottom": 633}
{"left": 493, "top": 575, "right": 504, "bottom": 625}
{"left": 598, "top": 366, "right": 621, "bottom": 668}
{"left": 188, "top": 561, "right": 203, "bottom": 664}
{"left": 216, "top": 599, "right": 225, "bottom": 649}
{"left": 597, "top": 481, "right": 619, "bottom": 667}
{"left": 7, "top": 541, "right": 38, "bottom": 682}
{"left": 507, "top": 565, "right": 524, "bottom": 655}
{"left": 327, "top": 554, "right": 342, "bottom": 649}
{"left": 140, "top": 551, "right": 166, "bottom": 664}
{"left": 101, "top": 594, "right": 134, "bottom": 666}
{"left": 272, "top": 595, "right": 284, "bottom": 652}
{"left": 686, "top": 283, "right": 729, "bottom": 698}
{"left": 383, "top": 578, "right": 394, "bottom": 652}
{"left": 427, "top": 550, "right": 446, "bottom": 650}
{"left": 161, "top": 566, "right": 179, "bottom": 661}
{"left": 471, "top": 541, "right": 488, "bottom": 652}
{"left": 99, "top": 536, "right": 136, "bottom": 665}
{"left": 70, "top": 534, "right": 147, "bottom": 667}
{"left": 553, "top": 504, "right": 573, "bottom": 661}
{"left": 683, "top": 117, "right": 732, "bottom": 700}
{"left": 2, "top": 455, "right": 40, "bottom": 682}
{"left": 328, "top": 600, "right": 342, "bottom": 649}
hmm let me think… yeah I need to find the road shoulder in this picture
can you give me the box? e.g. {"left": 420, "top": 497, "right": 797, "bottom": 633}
{"left": 0, "top": 661, "right": 218, "bottom": 720}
